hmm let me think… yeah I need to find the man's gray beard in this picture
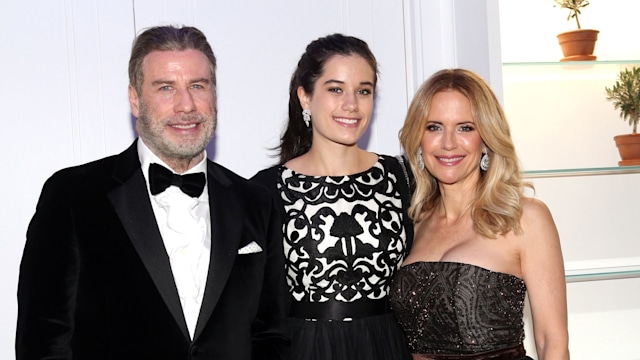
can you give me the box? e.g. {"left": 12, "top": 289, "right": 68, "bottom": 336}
{"left": 137, "top": 102, "right": 216, "bottom": 161}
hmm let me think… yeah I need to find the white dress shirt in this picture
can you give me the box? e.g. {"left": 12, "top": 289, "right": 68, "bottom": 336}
{"left": 137, "top": 139, "right": 211, "bottom": 340}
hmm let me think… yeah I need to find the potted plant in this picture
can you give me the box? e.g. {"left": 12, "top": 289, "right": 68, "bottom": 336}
{"left": 605, "top": 66, "right": 640, "bottom": 166}
{"left": 554, "top": 0, "right": 599, "bottom": 61}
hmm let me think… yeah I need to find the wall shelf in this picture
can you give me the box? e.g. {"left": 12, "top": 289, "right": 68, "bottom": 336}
{"left": 503, "top": 60, "right": 640, "bottom": 67}
{"left": 524, "top": 166, "right": 640, "bottom": 179}
{"left": 565, "top": 258, "right": 640, "bottom": 283}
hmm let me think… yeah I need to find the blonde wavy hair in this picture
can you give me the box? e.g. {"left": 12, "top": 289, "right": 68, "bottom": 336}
{"left": 399, "top": 69, "right": 532, "bottom": 238}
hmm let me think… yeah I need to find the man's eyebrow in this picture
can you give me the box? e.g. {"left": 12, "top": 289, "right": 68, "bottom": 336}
{"left": 150, "top": 78, "right": 212, "bottom": 86}
{"left": 150, "top": 79, "right": 175, "bottom": 87}
{"left": 190, "top": 78, "right": 212, "bottom": 84}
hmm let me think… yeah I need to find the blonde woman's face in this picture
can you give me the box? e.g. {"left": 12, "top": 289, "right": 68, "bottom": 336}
{"left": 419, "top": 89, "right": 483, "bottom": 187}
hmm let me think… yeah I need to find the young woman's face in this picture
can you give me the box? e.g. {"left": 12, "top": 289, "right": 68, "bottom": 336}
{"left": 420, "top": 89, "right": 484, "bottom": 187}
{"left": 298, "top": 55, "right": 375, "bottom": 149}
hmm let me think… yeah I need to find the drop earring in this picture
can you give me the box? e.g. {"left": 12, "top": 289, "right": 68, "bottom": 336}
{"left": 480, "top": 152, "right": 490, "bottom": 171}
{"left": 302, "top": 110, "right": 311, "bottom": 127}
{"left": 417, "top": 148, "right": 425, "bottom": 170}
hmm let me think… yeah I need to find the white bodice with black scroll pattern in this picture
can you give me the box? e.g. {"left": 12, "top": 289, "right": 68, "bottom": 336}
{"left": 277, "top": 156, "right": 409, "bottom": 303}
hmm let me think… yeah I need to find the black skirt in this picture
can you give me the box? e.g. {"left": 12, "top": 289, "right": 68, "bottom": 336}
{"left": 283, "top": 312, "right": 411, "bottom": 360}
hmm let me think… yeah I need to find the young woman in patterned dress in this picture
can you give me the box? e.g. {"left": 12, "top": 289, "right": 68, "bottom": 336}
{"left": 251, "top": 33, "right": 413, "bottom": 360}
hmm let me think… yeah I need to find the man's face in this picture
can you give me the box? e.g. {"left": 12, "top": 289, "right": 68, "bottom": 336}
{"left": 129, "top": 49, "right": 216, "bottom": 167}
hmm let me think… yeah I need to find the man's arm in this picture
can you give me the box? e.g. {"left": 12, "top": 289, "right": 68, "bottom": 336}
{"left": 251, "top": 191, "right": 289, "bottom": 360}
{"left": 16, "top": 173, "right": 79, "bottom": 360}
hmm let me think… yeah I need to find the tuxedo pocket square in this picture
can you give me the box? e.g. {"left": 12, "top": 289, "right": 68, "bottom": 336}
{"left": 238, "top": 241, "right": 263, "bottom": 254}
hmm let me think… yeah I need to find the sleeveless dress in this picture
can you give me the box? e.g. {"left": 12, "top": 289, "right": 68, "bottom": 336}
{"left": 251, "top": 155, "right": 413, "bottom": 360}
{"left": 389, "top": 262, "right": 533, "bottom": 360}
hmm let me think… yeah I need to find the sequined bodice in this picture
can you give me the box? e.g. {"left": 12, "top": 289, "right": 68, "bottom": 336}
{"left": 389, "top": 262, "right": 526, "bottom": 355}
{"left": 278, "top": 157, "right": 409, "bottom": 303}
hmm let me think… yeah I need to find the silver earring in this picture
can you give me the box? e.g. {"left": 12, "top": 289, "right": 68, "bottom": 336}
{"left": 417, "top": 148, "right": 425, "bottom": 170}
{"left": 480, "top": 152, "right": 489, "bottom": 171}
{"left": 302, "top": 110, "right": 311, "bottom": 127}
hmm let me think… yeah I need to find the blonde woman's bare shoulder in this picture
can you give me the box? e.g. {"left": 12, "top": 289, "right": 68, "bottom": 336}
{"left": 519, "top": 196, "right": 559, "bottom": 241}
{"left": 521, "top": 196, "right": 552, "bottom": 216}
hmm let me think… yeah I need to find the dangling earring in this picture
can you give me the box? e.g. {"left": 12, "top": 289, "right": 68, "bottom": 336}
{"left": 302, "top": 110, "right": 311, "bottom": 127}
{"left": 480, "top": 152, "right": 490, "bottom": 171}
{"left": 417, "top": 148, "right": 425, "bottom": 170}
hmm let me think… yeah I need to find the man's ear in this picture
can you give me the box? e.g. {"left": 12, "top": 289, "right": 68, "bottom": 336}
{"left": 128, "top": 85, "right": 140, "bottom": 118}
{"left": 297, "top": 86, "right": 310, "bottom": 110}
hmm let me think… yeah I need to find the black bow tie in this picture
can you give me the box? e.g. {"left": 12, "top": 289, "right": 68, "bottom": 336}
{"left": 148, "top": 163, "right": 206, "bottom": 198}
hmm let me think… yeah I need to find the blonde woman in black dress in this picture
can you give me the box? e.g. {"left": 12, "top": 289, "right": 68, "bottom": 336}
{"left": 390, "top": 69, "right": 569, "bottom": 360}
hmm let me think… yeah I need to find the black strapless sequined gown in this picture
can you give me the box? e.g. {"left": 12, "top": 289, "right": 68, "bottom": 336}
{"left": 389, "top": 262, "right": 533, "bottom": 360}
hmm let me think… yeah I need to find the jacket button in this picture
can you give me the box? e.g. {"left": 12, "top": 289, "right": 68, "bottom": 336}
{"left": 190, "top": 346, "right": 199, "bottom": 356}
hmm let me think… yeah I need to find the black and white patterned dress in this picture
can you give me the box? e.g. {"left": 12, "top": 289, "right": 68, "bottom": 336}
{"left": 252, "top": 155, "right": 413, "bottom": 360}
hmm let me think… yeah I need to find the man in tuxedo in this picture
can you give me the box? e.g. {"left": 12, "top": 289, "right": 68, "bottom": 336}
{"left": 16, "top": 25, "right": 287, "bottom": 359}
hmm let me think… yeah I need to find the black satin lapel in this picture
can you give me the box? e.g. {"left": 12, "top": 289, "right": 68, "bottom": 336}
{"left": 193, "top": 166, "right": 244, "bottom": 341}
{"left": 107, "top": 168, "right": 190, "bottom": 340}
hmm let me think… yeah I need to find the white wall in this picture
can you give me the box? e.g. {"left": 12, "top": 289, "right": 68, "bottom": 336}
{"left": 1, "top": 0, "right": 499, "bottom": 358}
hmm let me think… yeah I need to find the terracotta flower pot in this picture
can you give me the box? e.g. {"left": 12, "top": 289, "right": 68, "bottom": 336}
{"left": 614, "top": 133, "right": 640, "bottom": 166}
{"left": 557, "top": 29, "right": 599, "bottom": 61}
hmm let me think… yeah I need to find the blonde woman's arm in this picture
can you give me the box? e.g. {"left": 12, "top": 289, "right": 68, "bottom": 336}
{"left": 519, "top": 198, "right": 570, "bottom": 360}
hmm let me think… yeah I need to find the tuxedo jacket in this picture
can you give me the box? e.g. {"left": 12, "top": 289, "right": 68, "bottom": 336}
{"left": 16, "top": 140, "right": 288, "bottom": 360}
